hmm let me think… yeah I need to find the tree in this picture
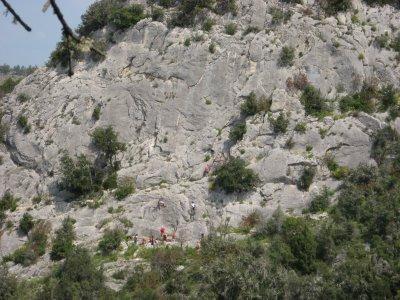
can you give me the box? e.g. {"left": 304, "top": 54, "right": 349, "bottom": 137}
{"left": 50, "top": 216, "right": 76, "bottom": 261}
{"left": 91, "top": 126, "right": 126, "bottom": 166}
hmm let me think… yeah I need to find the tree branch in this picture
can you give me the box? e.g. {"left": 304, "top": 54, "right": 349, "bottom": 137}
{"left": 0, "top": 0, "right": 31, "bottom": 31}
{"left": 48, "top": 0, "right": 105, "bottom": 57}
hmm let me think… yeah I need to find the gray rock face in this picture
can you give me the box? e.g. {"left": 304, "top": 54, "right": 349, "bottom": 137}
{"left": 0, "top": 0, "right": 399, "bottom": 277}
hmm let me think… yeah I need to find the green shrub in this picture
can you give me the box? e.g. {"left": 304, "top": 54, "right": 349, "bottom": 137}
{"left": 169, "top": 0, "right": 215, "bottom": 27}
{"left": 109, "top": 4, "right": 145, "bottom": 30}
{"left": 375, "top": 32, "right": 390, "bottom": 49}
{"left": 331, "top": 166, "right": 350, "bottom": 180}
{"left": 151, "top": 7, "right": 165, "bottom": 21}
{"left": 47, "top": 38, "right": 82, "bottom": 68}
{"left": 103, "top": 172, "right": 118, "bottom": 190}
{"left": 17, "top": 93, "right": 30, "bottom": 103}
{"left": 279, "top": 46, "right": 295, "bottom": 67}
{"left": 306, "top": 187, "right": 333, "bottom": 213}
{"left": 281, "top": 217, "right": 317, "bottom": 274}
{"left": 339, "top": 82, "right": 379, "bottom": 113}
{"left": 77, "top": 0, "right": 127, "bottom": 35}
{"left": 0, "top": 191, "right": 19, "bottom": 212}
{"left": 7, "top": 221, "right": 51, "bottom": 266}
{"left": 29, "top": 221, "right": 51, "bottom": 257}
{"left": 98, "top": 228, "right": 125, "bottom": 255}
{"left": 214, "top": 0, "right": 237, "bottom": 15}
{"left": 0, "top": 266, "right": 19, "bottom": 299}
{"left": 50, "top": 217, "right": 76, "bottom": 261}
{"left": 19, "top": 213, "right": 34, "bottom": 235}
{"left": 213, "top": 158, "right": 259, "bottom": 193}
{"left": 297, "top": 167, "right": 316, "bottom": 191}
{"left": 391, "top": 33, "right": 400, "bottom": 52}
{"left": 318, "top": 0, "right": 352, "bottom": 15}
{"left": 0, "top": 77, "right": 21, "bottom": 95}
{"left": 379, "top": 85, "right": 397, "bottom": 111}
{"left": 17, "top": 114, "right": 31, "bottom": 134}
{"left": 270, "top": 7, "right": 292, "bottom": 25}
{"left": 184, "top": 38, "right": 191, "bottom": 47}
{"left": 243, "top": 26, "right": 259, "bottom": 36}
{"left": 371, "top": 127, "right": 399, "bottom": 165}
{"left": 225, "top": 23, "right": 237, "bottom": 35}
{"left": 294, "top": 122, "right": 307, "bottom": 134}
{"left": 91, "top": 126, "right": 126, "bottom": 166}
{"left": 202, "top": 18, "right": 214, "bottom": 31}
{"left": 270, "top": 112, "right": 289, "bottom": 134}
{"left": 209, "top": 42, "right": 216, "bottom": 53}
{"left": 300, "top": 85, "right": 330, "bottom": 117}
{"left": 114, "top": 178, "right": 135, "bottom": 200}
{"left": 59, "top": 154, "right": 102, "bottom": 197}
{"left": 229, "top": 122, "right": 247, "bottom": 142}
{"left": 92, "top": 105, "right": 101, "bottom": 121}
{"left": 241, "top": 92, "right": 271, "bottom": 116}
{"left": 52, "top": 247, "right": 107, "bottom": 299}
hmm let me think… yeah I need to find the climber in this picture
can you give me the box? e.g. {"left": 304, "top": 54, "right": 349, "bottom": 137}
{"left": 150, "top": 235, "right": 155, "bottom": 246}
{"left": 204, "top": 164, "right": 211, "bottom": 175}
{"left": 133, "top": 233, "right": 138, "bottom": 245}
{"left": 190, "top": 201, "right": 196, "bottom": 221}
{"left": 157, "top": 199, "right": 166, "bottom": 210}
{"left": 160, "top": 225, "right": 166, "bottom": 238}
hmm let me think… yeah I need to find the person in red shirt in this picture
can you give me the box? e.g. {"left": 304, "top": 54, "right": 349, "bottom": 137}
{"left": 160, "top": 226, "right": 166, "bottom": 238}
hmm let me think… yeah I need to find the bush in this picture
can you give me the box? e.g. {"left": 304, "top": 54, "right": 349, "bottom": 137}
{"left": 225, "top": 23, "right": 237, "bottom": 35}
{"left": 202, "top": 18, "right": 214, "bottom": 31}
{"left": 114, "top": 178, "right": 135, "bottom": 200}
{"left": 47, "top": 38, "right": 82, "bottom": 68}
{"left": 54, "top": 247, "right": 107, "bottom": 299}
{"left": 98, "top": 228, "right": 125, "bottom": 255}
{"left": 281, "top": 217, "right": 317, "bottom": 274}
{"left": 229, "top": 122, "right": 247, "bottom": 142}
{"left": 294, "top": 122, "right": 307, "bottom": 134}
{"left": 243, "top": 26, "right": 260, "bottom": 36}
{"left": 300, "top": 85, "right": 330, "bottom": 117}
{"left": 91, "top": 126, "right": 126, "bottom": 165}
{"left": 339, "top": 82, "right": 380, "bottom": 113}
{"left": 279, "top": 46, "right": 295, "bottom": 67}
{"left": 108, "top": 4, "right": 145, "bottom": 30}
{"left": 0, "top": 77, "right": 21, "bottom": 95}
{"left": 307, "top": 187, "right": 332, "bottom": 213}
{"left": 270, "top": 112, "right": 289, "bottom": 134}
{"left": 59, "top": 154, "right": 102, "bottom": 197}
{"left": 371, "top": 127, "right": 399, "bottom": 165}
{"left": 0, "top": 266, "right": 18, "bottom": 299}
{"left": 151, "top": 7, "right": 165, "bottom": 22}
{"left": 17, "top": 114, "right": 31, "bottom": 134}
{"left": 213, "top": 158, "right": 259, "bottom": 193}
{"left": 7, "top": 221, "right": 51, "bottom": 266}
{"left": 297, "top": 167, "right": 316, "bottom": 191}
{"left": 51, "top": 217, "right": 76, "bottom": 261}
{"left": 214, "top": 0, "right": 237, "bottom": 15}
{"left": 241, "top": 92, "right": 271, "bottom": 116}
{"left": 0, "top": 191, "right": 19, "bottom": 212}
{"left": 169, "top": 0, "right": 215, "bottom": 27}
{"left": 77, "top": 0, "right": 127, "bottom": 35}
{"left": 92, "top": 105, "right": 101, "bottom": 121}
{"left": 286, "top": 73, "right": 309, "bottom": 91}
{"left": 270, "top": 7, "right": 292, "bottom": 25}
{"left": 17, "top": 93, "right": 30, "bottom": 103}
{"left": 318, "top": 0, "right": 352, "bottom": 15}
{"left": 19, "top": 213, "right": 34, "bottom": 235}
{"left": 379, "top": 85, "right": 397, "bottom": 111}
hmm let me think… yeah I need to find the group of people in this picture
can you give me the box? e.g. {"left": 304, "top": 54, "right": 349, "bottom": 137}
{"left": 156, "top": 199, "right": 197, "bottom": 220}
{"left": 132, "top": 225, "right": 177, "bottom": 247}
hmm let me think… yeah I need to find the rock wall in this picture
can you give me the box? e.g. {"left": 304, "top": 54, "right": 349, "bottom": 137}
{"left": 0, "top": 0, "right": 399, "bottom": 276}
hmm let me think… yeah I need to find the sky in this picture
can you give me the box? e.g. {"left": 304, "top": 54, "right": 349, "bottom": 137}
{"left": 0, "top": 0, "right": 96, "bottom": 67}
